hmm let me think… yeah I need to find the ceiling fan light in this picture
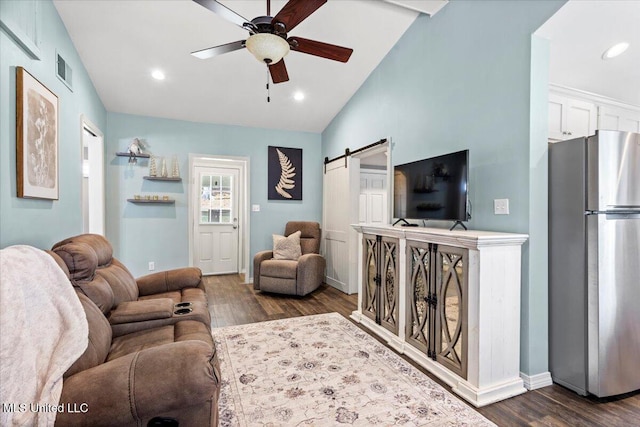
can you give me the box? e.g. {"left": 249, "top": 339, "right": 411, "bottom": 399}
{"left": 246, "top": 33, "right": 290, "bottom": 64}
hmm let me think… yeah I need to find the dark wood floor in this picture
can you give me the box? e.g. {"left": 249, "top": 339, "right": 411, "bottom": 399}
{"left": 204, "top": 275, "right": 640, "bottom": 427}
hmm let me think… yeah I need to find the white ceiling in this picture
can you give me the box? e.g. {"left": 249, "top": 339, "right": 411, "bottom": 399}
{"left": 536, "top": 0, "right": 640, "bottom": 106}
{"left": 53, "top": 0, "right": 447, "bottom": 133}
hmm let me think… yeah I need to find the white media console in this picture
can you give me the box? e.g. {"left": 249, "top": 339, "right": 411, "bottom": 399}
{"left": 351, "top": 224, "right": 528, "bottom": 407}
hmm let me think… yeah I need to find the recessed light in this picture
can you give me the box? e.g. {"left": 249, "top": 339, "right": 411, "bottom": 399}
{"left": 293, "top": 91, "right": 305, "bottom": 101}
{"left": 151, "top": 69, "right": 166, "bottom": 80}
{"left": 602, "top": 42, "right": 629, "bottom": 60}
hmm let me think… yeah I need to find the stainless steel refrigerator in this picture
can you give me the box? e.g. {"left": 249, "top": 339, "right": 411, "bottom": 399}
{"left": 549, "top": 130, "right": 640, "bottom": 397}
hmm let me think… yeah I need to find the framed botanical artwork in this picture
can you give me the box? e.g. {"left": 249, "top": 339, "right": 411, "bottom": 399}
{"left": 16, "top": 66, "right": 59, "bottom": 199}
{"left": 268, "top": 146, "right": 302, "bottom": 200}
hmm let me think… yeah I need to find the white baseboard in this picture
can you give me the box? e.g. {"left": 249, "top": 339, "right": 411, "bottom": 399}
{"left": 520, "top": 371, "right": 552, "bottom": 390}
{"left": 454, "top": 378, "right": 526, "bottom": 407}
{"left": 325, "top": 277, "right": 350, "bottom": 294}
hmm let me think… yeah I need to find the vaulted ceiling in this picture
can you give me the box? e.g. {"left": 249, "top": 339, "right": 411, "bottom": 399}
{"left": 53, "top": 0, "right": 447, "bottom": 133}
{"left": 55, "top": 0, "right": 636, "bottom": 135}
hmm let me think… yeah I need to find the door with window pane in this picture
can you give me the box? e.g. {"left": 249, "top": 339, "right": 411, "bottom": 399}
{"left": 194, "top": 166, "right": 239, "bottom": 275}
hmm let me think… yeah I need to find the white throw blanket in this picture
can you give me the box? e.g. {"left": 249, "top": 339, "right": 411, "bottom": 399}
{"left": 0, "top": 245, "right": 88, "bottom": 427}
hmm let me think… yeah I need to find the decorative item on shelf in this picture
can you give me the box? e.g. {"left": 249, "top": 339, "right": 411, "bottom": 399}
{"left": 171, "top": 155, "right": 180, "bottom": 178}
{"left": 163, "top": 195, "right": 169, "bottom": 201}
{"left": 144, "top": 195, "right": 151, "bottom": 201}
{"left": 127, "top": 138, "right": 146, "bottom": 164}
{"left": 148, "top": 156, "right": 158, "bottom": 177}
{"left": 134, "top": 195, "right": 141, "bottom": 200}
{"left": 160, "top": 157, "right": 168, "bottom": 178}
{"left": 153, "top": 195, "right": 159, "bottom": 201}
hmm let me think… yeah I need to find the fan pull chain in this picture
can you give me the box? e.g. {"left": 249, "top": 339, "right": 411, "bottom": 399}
{"left": 266, "top": 68, "right": 270, "bottom": 103}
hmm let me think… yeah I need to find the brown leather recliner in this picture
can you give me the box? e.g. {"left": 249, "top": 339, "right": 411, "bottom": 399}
{"left": 51, "top": 234, "right": 210, "bottom": 335}
{"left": 46, "top": 251, "right": 220, "bottom": 427}
{"left": 253, "top": 221, "right": 326, "bottom": 296}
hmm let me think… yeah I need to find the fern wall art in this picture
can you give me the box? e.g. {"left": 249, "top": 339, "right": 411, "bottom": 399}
{"left": 268, "top": 146, "right": 302, "bottom": 200}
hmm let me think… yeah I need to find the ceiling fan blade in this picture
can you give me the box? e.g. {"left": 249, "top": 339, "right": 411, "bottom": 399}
{"left": 269, "top": 60, "right": 290, "bottom": 84}
{"left": 191, "top": 40, "right": 246, "bottom": 60}
{"left": 192, "top": 0, "right": 249, "bottom": 29}
{"left": 273, "top": 0, "right": 327, "bottom": 32}
{"left": 289, "top": 37, "right": 353, "bottom": 63}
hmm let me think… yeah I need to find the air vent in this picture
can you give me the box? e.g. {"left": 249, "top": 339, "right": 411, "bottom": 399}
{"left": 56, "top": 52, "right": 73, "bottom": 91}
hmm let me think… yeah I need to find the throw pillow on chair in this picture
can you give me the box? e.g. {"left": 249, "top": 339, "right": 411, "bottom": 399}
{"left": 272, "top": 230, "right": 302, "bottom": 260}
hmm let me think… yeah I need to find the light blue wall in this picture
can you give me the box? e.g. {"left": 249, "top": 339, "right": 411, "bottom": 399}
{"left": 526, "top": 35, "right": 552, "bottom": 376}
{"left": 106, "top": 113, "right": 322, "bottom": 277}
{"left": 322, "top": 0, "right": 564, "bottom": 376}
{"left": 0, "top": 1, "right": 107, "bottom": 248}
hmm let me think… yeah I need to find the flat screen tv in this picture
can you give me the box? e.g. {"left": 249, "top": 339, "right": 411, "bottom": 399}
{"left": 393, "top": 150, "right": 469, "bottom": 225}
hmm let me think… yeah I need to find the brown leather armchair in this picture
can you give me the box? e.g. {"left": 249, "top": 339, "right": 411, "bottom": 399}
{"left": 253, "top": 221, "right": 326, "bottom": 296}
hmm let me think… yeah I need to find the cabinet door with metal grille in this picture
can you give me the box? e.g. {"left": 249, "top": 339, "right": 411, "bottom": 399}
{"left": 361, "top": 234, "right": 399, "bottom": 334}
{"left": 435, "top": 245, "right": 468, "bottom": 379}
{"left": 379, "top": 236, "right": 399, "bottom": 334}
{"left": 405, "top": 240, "right": 436, "bottom": 358}
{"left": 361, "top": 234, "right": 379, "bottom": 323}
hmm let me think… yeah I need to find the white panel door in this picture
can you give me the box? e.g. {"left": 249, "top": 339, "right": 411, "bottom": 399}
{"left": 360, "top": 170, "right": 388, "bottom": 224}
{"left": 194, "top": 166, "right": 239, "bottom": 275}
{"left": 323, "top": 158, "right": 360, "bottom": 294}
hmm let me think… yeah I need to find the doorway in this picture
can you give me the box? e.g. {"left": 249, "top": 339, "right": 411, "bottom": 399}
{"left": 188, "top": 155, "right": 249, "bottom": 277}
{"left": 81, "top": 116, "right": 104, "bottom": 235}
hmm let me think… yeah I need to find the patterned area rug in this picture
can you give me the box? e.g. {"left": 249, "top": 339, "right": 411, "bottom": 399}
{"left": 212, "top": 313, "right": 496, "bottom": 426}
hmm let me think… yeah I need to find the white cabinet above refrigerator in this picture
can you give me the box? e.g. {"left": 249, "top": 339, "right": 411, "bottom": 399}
{"left": 548, "top": 93, "right": 597, "bottom": 142}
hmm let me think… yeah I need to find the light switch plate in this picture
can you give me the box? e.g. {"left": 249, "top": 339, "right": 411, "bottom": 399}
{"left": 252, "top": 204, "right": 260, "bottom": 212}
{"left": 494, "top": 199, "right": 510, "bottom": 215}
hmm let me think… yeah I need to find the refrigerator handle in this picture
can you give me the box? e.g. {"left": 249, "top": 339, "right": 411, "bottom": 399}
{"left": 605, "top": 212, "right": 640, "bottom": 220}
{"left": 586, "top": 210, "right": 640, "bottom": 217}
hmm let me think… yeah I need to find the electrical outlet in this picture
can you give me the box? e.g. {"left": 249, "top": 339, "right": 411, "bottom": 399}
{"left": 252, "top": 204, "right": 260, "bottom": 212}
{"left": 494, "top": 199, "right": 510, "bottom": 215}
{"left": 148, "top": 261, "right": 155, "bottom": 271}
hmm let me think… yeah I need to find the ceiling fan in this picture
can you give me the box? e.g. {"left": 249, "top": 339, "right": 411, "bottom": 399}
{"left": 191, "top": 0, "right": 354, "bottom": 84}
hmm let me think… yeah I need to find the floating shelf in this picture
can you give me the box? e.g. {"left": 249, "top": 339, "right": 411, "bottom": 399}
{"left": 143, "top": 176, "right": 181, "bottom": 182}
{"left": 127, "top": 199, "right": 175, "bottom": 204}
{"left": 116, "top": 152, "right": 150, "bottom": 158}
